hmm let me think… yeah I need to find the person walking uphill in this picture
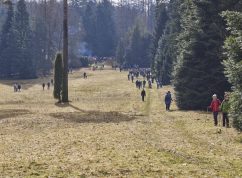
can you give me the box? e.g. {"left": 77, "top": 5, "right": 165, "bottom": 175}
{"left": 209, "top": 94, "right": 221, "bottom": 126}
{"left": 165, "top": 91, "right": 172, "bottom": 111}
{"left": 141, "top": 89, "right": 146, "bottom": 102}
{"left": 42, "top": 83, "right": 45, "bottom": 90}
{"left": 221, "top": 93, "right": 230, "bottom": 128}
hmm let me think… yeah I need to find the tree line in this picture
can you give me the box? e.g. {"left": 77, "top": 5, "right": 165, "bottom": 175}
{"left": 0, "top": 0, "right": 155, "bottom": 78}
{"left": 150, "top": 0, "right": 242, "bottom": 130}
{"left": 0, "top": 0, "right": 35, "bottom": 79}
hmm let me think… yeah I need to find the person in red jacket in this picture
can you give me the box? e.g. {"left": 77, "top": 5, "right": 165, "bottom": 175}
{"left": 209, "top": 94, "right": 221, "bottom": 126}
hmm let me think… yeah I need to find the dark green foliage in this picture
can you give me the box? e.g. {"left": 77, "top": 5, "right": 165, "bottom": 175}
{"left": 82, "top": 1, "right": 97, "bottom": 53}
{"left": 0, "top": 2, "right": 16, "bottom": 78}
{"left": 33, "top": 16, "right": 51, "bottom": 75}
{"left": 116, "top": 23, "right": 152, "bottom": 68}
{"left": 141, "top": 33, "right": 153, "bottom": 67}
{"left": 126, "top": 25, "right": 143, "bottom": 66}
{"left": 0, "top": 0, "right": 36, "bottom": 79}
{"left": 150, "top": 1, "right": 168, "bottom": 72}
{"left": 153, "top": 0, "right": 182, "bottom": 85}
{"left": 53, "top": 53, "right": 63, "bottom": 102}
{"left": 222, "top": 11, "right": 242, "bottom": 131}
{"left": 174, "top": 0, "right": 230, "bottom": 110}
{"left": 82, "top": 0, "right": 117, "bottom": 57}
{"left": 115, "top": 39, "right": 126, "bottom": 65}
{"left": 96, "top": 0, "right": 116, "bottom": 57}
{"left": 14, "top": 0, "right": 36, "bottom": 79}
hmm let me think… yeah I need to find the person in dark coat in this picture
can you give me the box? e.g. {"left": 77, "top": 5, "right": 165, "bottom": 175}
{"left": 143, "top": 80, "right": 146, "bottom": 88}
{"left": 141, "top": 89, "right": 146, "bottom": 102}
{"left": 47, "top": 82, "right": 51, "bottom": 90}
{"left": 42, "top": 83, "right": 45, "bottom": 90}
{"left": 165, "top": 91, "right": 172, "bottom": 111}
{"left": 131, "top": 74, "right": 134, "bottom": 83}
{"left": 136, "top": 80, "right": 139, "bottom": 88}
{"left": 84, "top": 72, "right": 87, "bottom": 79}
{"left": 138, "top": 81, "right": 142, "bottom": 90}
{"left": 17, "top": 84, "right": 21, "bottom": 92}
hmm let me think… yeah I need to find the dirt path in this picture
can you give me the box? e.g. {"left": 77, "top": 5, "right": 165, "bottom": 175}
{"left": 0, "top": 69, "right": 242, "bottom": 177}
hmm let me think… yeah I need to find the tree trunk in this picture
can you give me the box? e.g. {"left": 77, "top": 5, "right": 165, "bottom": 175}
{"left": 62, "top": 0, "right": 68, "bottom": 102}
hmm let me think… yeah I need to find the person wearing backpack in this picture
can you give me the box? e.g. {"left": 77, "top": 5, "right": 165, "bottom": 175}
{"left": 221, "top": 93, "right": 230, "bottom": 128}
{"left": 209, "top": 94, "right": 221, "bottom": 126}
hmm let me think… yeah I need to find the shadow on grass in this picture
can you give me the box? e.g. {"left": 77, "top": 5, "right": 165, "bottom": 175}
{"left": 0, "top": 109, "right": 31, "bottom": 120}
{"left": 52, "top": 103, "right": 137, "bottom": 124}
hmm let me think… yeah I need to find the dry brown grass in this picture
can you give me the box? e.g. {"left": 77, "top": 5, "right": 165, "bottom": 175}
{"left": 0, "top": 68, "right": 242, "bottom": 177}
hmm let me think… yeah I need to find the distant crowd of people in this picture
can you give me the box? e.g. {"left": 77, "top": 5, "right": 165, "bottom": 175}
{"left": 126, "top": 68, "right": 172, "bottom": 111}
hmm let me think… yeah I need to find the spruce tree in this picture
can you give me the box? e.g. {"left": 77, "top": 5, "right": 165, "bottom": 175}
{"left": 123, "top": 23, "right": 152, "bottom": 68}
{"left": 153, "top": 0, "right": 182, "bottom": 85}
{"left": 222, "top": 11, "right": 242, "bottom": 131}
{"left": 33, "top": 16, "right": 51, "bottom": 75}
{"left": 53, "top": 53, "right": 63, "bottom": 102}
{"left": 126, "top": 25, "right": 142, "bottom": 67}
{"left": 0, "top": 2, "right": 16, "bottom": 78}
{"left": 115, "top": 39, "right": 126, "bottom": 65}
{"left": 82, "top": 1, "right": 97, "bottom": 53}
{"left": 174, "top": 0, "right": 230, "bottom": 110}
{"left": 96, "top": 0, "right": 116, "bottom": 57}
{"left": 150, "top": 1, "right": 168, "bottom": 72}
{"left": 14, "top": 0, "right": 36, "bottom": 79}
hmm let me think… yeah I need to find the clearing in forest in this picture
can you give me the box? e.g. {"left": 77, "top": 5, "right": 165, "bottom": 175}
{"left": 0, "top": 69, "right": 242, "bottom": 177}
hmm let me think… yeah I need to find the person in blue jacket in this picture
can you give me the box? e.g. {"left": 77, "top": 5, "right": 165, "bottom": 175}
{"left": 165, "top": 91, "right": 172, "bottom": 111}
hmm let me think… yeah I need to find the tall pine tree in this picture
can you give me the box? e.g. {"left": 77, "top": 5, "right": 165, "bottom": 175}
{"left": 153, "top": 0, "right": 182, "bottom": 85}
{"left": 222, "top": 11, "right": 242, "bottom": 131}
{"left": 96, "top": 0, "right": 116, "bottom": 57}
{"left": 118, "top": 23, "right": 152, "bottom": 68}
{"left": 0, "top": 2, "right": 16, "bottom": 78}
{"left": 150, "top": 1, "right": 168, "bottom": 72}
{"left": 174, "top": 0, "right": 230, "bottom": 110}
{"left": 82, "top": 1, "right": 97, "bottom": 53}
{"left": 14, "top": 0, "right": 36, "bottom": 79}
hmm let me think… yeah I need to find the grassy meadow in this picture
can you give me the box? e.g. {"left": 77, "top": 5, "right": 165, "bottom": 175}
{"left": 0, "top": 68, "right": 242, "bottom": 177}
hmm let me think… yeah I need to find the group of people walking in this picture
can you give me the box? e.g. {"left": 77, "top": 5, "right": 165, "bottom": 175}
{"left": 42, "top": 79, "right": 54, "bottom": 90}
{"left": 209, "top": 93, "right": 230, "bottom": 128}
{"left": 127, "top": 68, "right": 172, "bottom": 111}
{"left": 13, "top": 83, "right": 22, "bottom": 92}
{"left": 126, "top": 68, "right": 230, "bottom": 127}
